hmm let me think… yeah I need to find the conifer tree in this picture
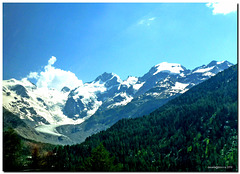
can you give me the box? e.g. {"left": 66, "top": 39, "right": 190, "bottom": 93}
{"left": 80, "top": 143, "right": 122, "bottom": 171}
{"left": 3, "top": 128, "right": 22, "bottom": 171}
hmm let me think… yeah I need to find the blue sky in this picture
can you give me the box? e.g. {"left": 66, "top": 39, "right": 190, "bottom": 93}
{"left": 3, "top": 3, "right": 237, "bottom": 89}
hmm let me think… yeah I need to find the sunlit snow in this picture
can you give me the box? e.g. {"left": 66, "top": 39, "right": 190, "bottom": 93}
{"left": 217, "top": 61, "right": 225, "bottom": 64}
{"left": 172, "top": 82, "right": 189, "bottom": 90}
{"left": 2, "top": 78, "right": 84, "bottom": 127}
{"left": 112, "top": 93, "right": 133, "bottom": 107}
{"left": 193, "top": 66, "right": 214, "bottom": 73}
{"left": 203, "top": 72, "right": 215, "bottom": 76}
{"left": 133, "top": 82, "right": 145, "bottom": 91}
{"left": 122, "top": 76, "right": 138, "bottom": 87}
{"left": 153, "top": 62, "right": 184, "bottom": 75}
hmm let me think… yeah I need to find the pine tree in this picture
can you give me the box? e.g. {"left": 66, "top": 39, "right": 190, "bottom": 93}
{"left": 3, "top": 128, "right": 22, "bottom": 171}
{"left": 80, "top": 143, "right": 122, "bottom": 171}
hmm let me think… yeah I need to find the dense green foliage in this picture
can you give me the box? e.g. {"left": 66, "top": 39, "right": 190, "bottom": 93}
{"left": 3, "top": 65, "right": 238, "bottom": 171}
{"left": 3, "top": 128, "right": 58, "bottom": 172}
{"left": 3, "top": 128, "right": 23, "bottom": 171}
{"left": 78, "top": 143, "right": 123, "bottom": 171}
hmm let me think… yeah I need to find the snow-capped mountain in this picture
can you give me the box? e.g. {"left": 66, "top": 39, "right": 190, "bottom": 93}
{"left": 3, "top": 78, "right": 69, "bottom": 125}
{"left": 3, "top": 60, "right": 233, "bottom": 144}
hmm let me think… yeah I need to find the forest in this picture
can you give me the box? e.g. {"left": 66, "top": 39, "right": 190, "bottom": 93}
{"left": 3, "top": 64, "right": 238, "bottom": 172}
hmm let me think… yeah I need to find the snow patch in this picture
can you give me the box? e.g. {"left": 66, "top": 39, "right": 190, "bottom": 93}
{"left": 111, "top": 93, "right": 133, "bottom": 107}
{"left": 133, "top": 82, "right": 145, "bottom": 91}
{"left": 122, "top": 76, "right": 138, "bottom": 88}
{"left": 203, "top": 72, "right": 215, "bottom": 76}
{"left": 74, "top": 81, "right": 106, "bottom": 104}
{"left": 86, "top": 100, "right": 102, "bottom": 116}
{"left": 193, "top": 66, "right": 214, "bottom": 73}
{"left": 163, "top": 77, "right": 170, "bottom": 82}
{"left": 179, "top": 73, "right": 185, "bottom": 77}
{"left": 217, "top": 61, "right": 225, "bottom": 64}
{"left": 153, "top": 62, "right": 184, "bottom": 75}
{"left": 172, "top": 82, "right": 189, "bottom": 90}
{"left": 72, "top": 81, "right": 106, "bottom": 117}
{"left": 112, "top": 73, "right": 123, "bottom": 83}
{"left": 151, "top": 92, "right": 161, "bottom": 96}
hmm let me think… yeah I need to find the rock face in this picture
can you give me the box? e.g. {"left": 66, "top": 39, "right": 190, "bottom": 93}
{"left": 10, "top": 84, "right": 30, "bottom": 99}
{"left": 61, "top": 86, "right": 70, "bottom": 93}
{"left": 3, "top": 60, "right": 233, "bottom": 144}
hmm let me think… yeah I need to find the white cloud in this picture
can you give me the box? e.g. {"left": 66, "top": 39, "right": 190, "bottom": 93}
{"left": 206, "top": 2, "right": 237, "bottom": 15}
{"left": 48, "top": 56, "right": 57, "bottom": 65}
{"left": 138, "top": 17, "right": 156, "bottom": 26}
{"left": 27, "top": 56, "right": 83, "bottom": 91}
{"left": 148, "top": 17, "right": 156, "bottom": 21}
{"left": 27, "top": 72, "right": 39, "bottom": 79}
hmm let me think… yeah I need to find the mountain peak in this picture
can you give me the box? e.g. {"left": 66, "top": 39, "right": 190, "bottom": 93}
{"left": 207, "top": 60, "right": 218, "bottom": 67}
{"left": 153, "top": 62, "right": 186, "bottom": 75}
{"left": 95, "top": 72, "right": 121, "bottom": 83}
{"left": 95, "top": 72, "right": 113, "bottom": 82}
{"left": 207, "top": 60, "right": 232, "bottom": 67}
{"left": 192, "top": 60, "right": 233, "bottom": 75}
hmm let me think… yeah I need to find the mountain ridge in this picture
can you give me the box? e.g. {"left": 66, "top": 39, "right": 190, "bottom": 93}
{"left": 69, "top": 63, "right": 237, "bottom": 171}
{"left": 3, "top": 60, "right": 233, "bottom": 144}
{"left": 20, "top": 63, "right": 237, "bottom": 172}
